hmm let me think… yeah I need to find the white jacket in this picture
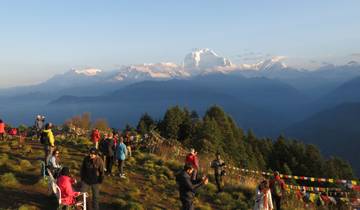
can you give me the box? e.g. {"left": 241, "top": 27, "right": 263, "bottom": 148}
{"left": 253, "top": 189, "right": 273, "bottom": 210}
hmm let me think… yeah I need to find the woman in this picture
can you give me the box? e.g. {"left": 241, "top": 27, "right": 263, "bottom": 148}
{"left": 0, "top": 119, "right": 5, "bottom": 141}
{"left": 48, "top": 149, "right": 62, "bottom": 178}
{"left": 56, "top": 167, "right": 81, "bottom": 206}
{"left": 254, "top": 180, "right": 273, "bottom": 210}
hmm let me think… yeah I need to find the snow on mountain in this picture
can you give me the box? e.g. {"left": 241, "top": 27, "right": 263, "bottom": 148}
{"left": 110, "top": 62, "right": 190, "bottom": 81}
{"left": 184, "top": 48, "right": 232, "bottom": 69}
{"left": 73, "top": 68, "right": 102, "bottom": 76}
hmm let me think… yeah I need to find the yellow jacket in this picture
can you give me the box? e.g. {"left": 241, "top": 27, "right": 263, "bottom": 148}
{"left": 43, "top": 129, "right": 55, "bottom": 147}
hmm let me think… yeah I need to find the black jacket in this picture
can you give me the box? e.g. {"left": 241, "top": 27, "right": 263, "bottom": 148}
{"left": 176, "top": 170, "right": 203, "bottom": 201}
{"left": 80, "top": 156, "right": 104, "bottom": 185}
{"left": 100, "top": 138, "right": 115, "bottom": 157}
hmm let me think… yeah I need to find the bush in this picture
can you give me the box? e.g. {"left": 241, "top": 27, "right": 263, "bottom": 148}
{"left": 20, "top": 160, "right": 33, "bottom": 168}
{"left": 0, "top": 143, "right": 11, "bottom": 152}
{"left": 23, "top": 145, "right": 32, "bottom": 153}
{"left": 149, "top": 175, "right": 157, "bottom": 184}
{"left": 18, "top": 204, "right": 40, "bottom": 210}
{"left": 0, "top": 172, "right": 19, "bottom": 187}
{"left": 0, "top": 153, "right": 9, "bottom": 166}
{"left": 113, "top": 198, "right": 127, "bottom": 209}
{"left": 125, "top": 201, "right": 144, "bottom": 210}
{"left": 36, "top": 178, "right": 48, "bottom": 188}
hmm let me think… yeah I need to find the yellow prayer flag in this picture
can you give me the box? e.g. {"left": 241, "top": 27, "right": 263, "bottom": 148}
{"left": 328, "top": 179, "right": 334, "bottom": 183}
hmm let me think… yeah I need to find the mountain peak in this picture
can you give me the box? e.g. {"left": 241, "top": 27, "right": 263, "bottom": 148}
{"left": 183, "top": 48, "right": 232, "bottom": 69}
{"left": 72, "top": 68, "right": 102, "bottom": 76}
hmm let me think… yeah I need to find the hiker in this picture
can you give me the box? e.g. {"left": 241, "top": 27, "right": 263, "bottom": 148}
{"left": 269, "top": 171, "right": 286, "bottom": 210}
{"left": 115, "top": 136, "right": 127, "bottom": 178}
{"left": 210, "top": 152, "right": 226, "bottom": 192}
{"left": 48, "top": 149, "right": 62, "bottom": 178}
{"left": 35, "top": 115, "right": 45, "bottom": 139}
{"left": 254, "top": 180, "right": 273, "bottom": 210}
{"left": 176, "top": 163, "right": 208, "bottom": 210}
{"left": 124, "top": 132, "right": 132, "bottom": 157}
{"left": 41, "top": 123, "right": 55, "bottom": 165}
{"left": 185, "top": 148, "right": 199, "bottom": 181}
{"left": 91, "top": 128, "right": 101, "bottom": 149}
{"left": 102, "top": 133, "right": 115, "bottom": 176}
{"left": 80, "top": 148, "right": 104, "bottom": 210}
{"left": 57, "top": 167, "right": 81, "bottom": 206}
{"left": 0, "top": 119, "right": 5, "bottom": 141}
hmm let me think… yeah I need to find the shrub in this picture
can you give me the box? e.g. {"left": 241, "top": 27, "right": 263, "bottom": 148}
{"left": 195, "top": 203, "right": 212, "bottom": 210}
{"left": 0, "top": 153, "right": 9, "bottom": 166}
{"left": 113, "top": 198, "right": 127, "bottom": 209}
{"left": 125, "top": 201, "right": 144, "bottom": 210}
{"left": 0, "top": 172, "right": 19, "bottom": 187}
{"left": 18, "top": 204, "right": 40, "bottom": 210}
{"left": 36, "top": 178, "right": 48, "bottom": 188}
{"left": 0, "top": 143, "right": 11, "bottom": 152}
{"left": 19, "top": 160, "right": 33, "bottom": 168}
{"left": 23, "top": 145, "right": 32, "bottom": 153}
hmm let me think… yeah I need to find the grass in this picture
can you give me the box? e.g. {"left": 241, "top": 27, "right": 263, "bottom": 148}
{"left": 0, "top": 135, "right": 352, "bottom": 210}
{"left": 0, "top": 172, "right": 19, "bottom": 188}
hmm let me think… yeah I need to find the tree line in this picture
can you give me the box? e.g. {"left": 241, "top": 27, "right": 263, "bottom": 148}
{"left": 137, "top": 105, "right": 355, "bottom": 179}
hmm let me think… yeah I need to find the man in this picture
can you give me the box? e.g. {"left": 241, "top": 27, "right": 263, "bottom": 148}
{"left": 35, "top": 115, "right": 45, "bottom": 139}
{"left": 103, "top": 133, "right": 115, "bottom": 176}
{"left": 116, "top": 136, "right": 127, "bottom": 178}
{"left": 41, "top": 123, "right": 55, "bottom": 165}
{"left": 176, "top": 163, "right": 208, "bottom": 210}
{"left": 185, "top": 148, "right": 199, "bottom": 181}
{"left": 269, "top": 171, "right": 286, "bottom": 210}
{"left": 210, "top": 152, "right": 226, "bottom": 192}
{"left": 80, "top": 148, "right": 104, "bottom": 210}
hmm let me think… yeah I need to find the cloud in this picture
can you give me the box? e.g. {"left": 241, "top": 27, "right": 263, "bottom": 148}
{"left": 350, "top": 53, "right": 360, "bottom": 57}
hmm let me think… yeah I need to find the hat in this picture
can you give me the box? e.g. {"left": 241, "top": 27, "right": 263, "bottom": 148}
{"left": 183, "top": 163, "right": 193, "bottom": 171}
{"left": 89, "top": 147, "right": 98, "bottom": 155}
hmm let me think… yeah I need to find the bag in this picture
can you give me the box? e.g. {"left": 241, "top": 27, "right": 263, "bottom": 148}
{"left": 40, "top": 131, "right": 49, "bottom": 145}
{"left": 273, "top": 180, "right": 283, "bottom": 197}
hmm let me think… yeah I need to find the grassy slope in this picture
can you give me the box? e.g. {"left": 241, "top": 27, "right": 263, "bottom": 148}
{"left": 0, "top": 137, "right": 310, "bottom": 210}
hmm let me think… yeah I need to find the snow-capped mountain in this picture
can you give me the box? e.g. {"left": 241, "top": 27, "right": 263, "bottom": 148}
{"left": 183, "top": 48, "right": 232, "bottom": 69}
{"left": 110, "top": 63, "right": 190, "bottom": 81}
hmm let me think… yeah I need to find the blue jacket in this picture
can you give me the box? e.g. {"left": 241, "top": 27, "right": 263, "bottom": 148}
{"left": 116, "top": 143, "right": 127, "bottom": 160}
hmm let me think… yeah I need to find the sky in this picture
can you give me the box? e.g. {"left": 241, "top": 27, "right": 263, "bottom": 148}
{"left": 0, "top": 0, "right": 360, "bottom": 88}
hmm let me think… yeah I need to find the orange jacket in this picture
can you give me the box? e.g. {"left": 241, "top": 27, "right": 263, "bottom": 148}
{"left": 0, "top": 122, "right": 5, "bottom": 133}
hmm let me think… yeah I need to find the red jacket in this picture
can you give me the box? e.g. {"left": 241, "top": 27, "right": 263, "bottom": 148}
{"left": 91, "top": 129, "right": 101, "bottom": 143}
{"left": 0, "top": 122, "right": 5, "bottom": 134}
{"left": 185, "top": 153, "right": 199, "bottom": 170}
{"left": 56, "top": 175, "right": 80, "bottom": 205}
{"left": 9, "top": 128, "right": 17, "bottom": 136}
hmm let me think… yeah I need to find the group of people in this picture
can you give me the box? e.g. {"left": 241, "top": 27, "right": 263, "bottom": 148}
{"left": 178, "top": 147, "right": 286, "bottom": 210}
{"left": 0, "top": 118, "right": 19, "bottom": 141}
{"left": 1, "top": 115, "right": 287, "bottom": 210}
{"left": 253, "top": 171, "right": 286, "bottom": 210}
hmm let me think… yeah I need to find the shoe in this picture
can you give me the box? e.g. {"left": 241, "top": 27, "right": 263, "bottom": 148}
{"left": 120, "top": 174, "right": 126, "bottom": 179}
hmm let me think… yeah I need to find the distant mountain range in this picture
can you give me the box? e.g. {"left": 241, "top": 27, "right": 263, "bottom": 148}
{"left": 1, "top": 48, "right": 360, "bottom": 174}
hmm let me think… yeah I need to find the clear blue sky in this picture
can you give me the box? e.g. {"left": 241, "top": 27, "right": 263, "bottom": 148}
{"left": 1, "top": 0, "right": 360, "bottom": 88}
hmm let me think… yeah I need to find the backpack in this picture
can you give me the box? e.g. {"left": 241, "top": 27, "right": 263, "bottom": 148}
{"left": 273, "top": 180, "right": 283, "bottom": 197}
{"left": 40, "top": 131, "right": 49, "bottom": 145}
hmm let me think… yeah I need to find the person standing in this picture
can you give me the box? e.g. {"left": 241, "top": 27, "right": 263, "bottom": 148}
{"left": 115, "top": 136, "right": 127, "bottom": 178}
{"left": 0, "top": 119, "right": 5, "bottom": 141}
{"left": 48, "top": 149, "right": 62, "bottom": 178}
{"left": 185, "top": 148, "right": 199, "bottom": 181}
{"left": 35, "top": 115, "right": 45, "bottom": 139}
{"left": 91, "top": 128, "right": 101, "bottom": 149}
{"left": 176, "top": 163, "right": 208, "bottom": 210}
{"left": 41, "top": 123, "right": 55, "bottom": 165}
{"left": 210, "top": 152, "right": 226, "bottom": 192}
{"left": 254, "top": 180, "right": 273, "bottom": 210}
{"left": 269, "top": 171, "right": 286, "bottom": 210}
{"left": 103, "top": 133, "right": 115, "bottom": 176}
{"left": 80, "top": 148, "right": 104, "bottom": 210}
